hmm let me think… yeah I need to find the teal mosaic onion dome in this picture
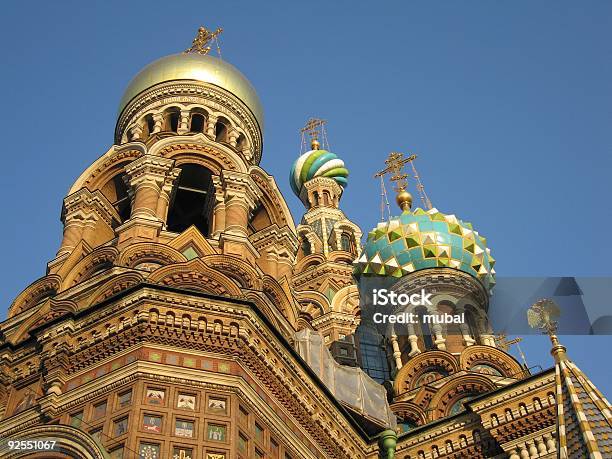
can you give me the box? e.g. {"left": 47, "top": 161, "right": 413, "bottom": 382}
{"left": 353, "top": 207, "right": 496, "bottom": 292}
{"left": 290, "top": 149, "right": 349, "bottom": 196}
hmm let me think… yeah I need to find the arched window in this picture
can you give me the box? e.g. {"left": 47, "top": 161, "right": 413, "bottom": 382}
{"left": 215, "top": 117, "right": 229, "bottom": 143}
{"left": 465, "top": 305, "right": 480, "bottom": 343}
{"left": 236, "top": 133, "right": 246, "bottom": 150}
{"left": 144, "top": 114, "right": 155, "bottom": 136}
{"left": 100, "top": 174, "right": 131, "bottom": 223}
{"left": 166, "top": 164, "right": 214, "bottom": 235}
{"left": 415, "top": 306, "right": 434, "bottom": 350}
{"left": 356, "top": 324, "right": 390, "bottom": 383}
{"left": 163, "top": 107, "right": 180, "bottom": 132}
{"left": 301, "top": 238, "right": 311, "bottom": 257}
{"left": 189, "top": 112, "right": 206, "bottom": 133}
{"left": 340, "top": 233, "right": 351, "bottom": 252}
{"left": 322, "top": 190, "right": 331, "bottom": 206}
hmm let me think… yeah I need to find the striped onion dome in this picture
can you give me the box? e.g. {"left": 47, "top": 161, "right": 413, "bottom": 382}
{"left": 290, "top": 149, "right": 349, "bottom": 196}
{"left": 353, "top": 207, "right": 496, "bottom": 293}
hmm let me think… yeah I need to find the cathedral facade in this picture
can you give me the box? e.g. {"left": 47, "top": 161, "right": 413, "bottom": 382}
{"left": 0, "top": 28, "right": 609, "bottom": 459}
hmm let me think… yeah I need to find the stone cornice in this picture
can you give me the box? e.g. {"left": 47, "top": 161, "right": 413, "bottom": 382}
{"left": 115, "top": 81, "right": 262, "bottom": 164}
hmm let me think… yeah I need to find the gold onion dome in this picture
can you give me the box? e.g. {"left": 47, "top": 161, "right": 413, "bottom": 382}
{"left": 117, "top": 53, "right": 264, "bottom": 131}
{"left": 353, "top": 207, "right": 496, "bottom": 293}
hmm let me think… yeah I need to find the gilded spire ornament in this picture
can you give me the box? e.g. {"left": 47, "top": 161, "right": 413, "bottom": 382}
{"left": 300, "top": 117, "right": 328, "bottom": 151}
{"left": 184, "top": 25, "right": 223, "bottom": 55}
{"left": 527, "top": 298, "right": 566, "bottom": 362}
{"left": 374, "top": 152, "right": 417, "bottom": 212}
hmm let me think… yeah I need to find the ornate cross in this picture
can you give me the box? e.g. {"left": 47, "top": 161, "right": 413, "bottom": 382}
{"left": 374, "top": 152, "right": 417, "bottom": 193}
{"left": 184, "top": 26, "right": 223, "bottom": 55}
{"left": 300, "top": 118, "right": 327, "bottom": 150}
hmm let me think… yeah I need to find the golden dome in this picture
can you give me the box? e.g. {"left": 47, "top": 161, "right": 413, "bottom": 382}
{"left": 118, "top": 53, "right": 264, "bottom": 130}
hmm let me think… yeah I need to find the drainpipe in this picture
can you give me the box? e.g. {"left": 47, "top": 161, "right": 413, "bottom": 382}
{"left": 378, "top": 429, "right": 398, "bottom": 459}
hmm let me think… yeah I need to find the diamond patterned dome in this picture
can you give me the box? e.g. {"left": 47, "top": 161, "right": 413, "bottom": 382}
{"left": 353, "top": 208, "right": 495, "bottom": 292}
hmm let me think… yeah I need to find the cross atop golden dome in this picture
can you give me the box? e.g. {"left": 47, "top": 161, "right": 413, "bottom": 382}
{"left": 184, "top": 25, "right": 223, "bottom": 55}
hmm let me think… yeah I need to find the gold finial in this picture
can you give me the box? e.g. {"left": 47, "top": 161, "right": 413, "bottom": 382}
{"left": 374, "top": 152, "right": 417, "bottom": 212}
{"left": 184, "top": 25, "right": 223, "bottom": 55}
{"left": 301, "top": 118, "right": 327, "bottom": 151}
{"left": 528, "top": 298, "right": 566, "bottom": 362}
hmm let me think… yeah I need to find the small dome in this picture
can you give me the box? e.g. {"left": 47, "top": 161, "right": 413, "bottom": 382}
{"left": 353, "top": 208, "right": 495, "bottom": 292}
{"left": 118, "top": 53, "right": 263, "bottom": 131}
{"left": 290, "top": 149, "right": 349, "bottom": 196}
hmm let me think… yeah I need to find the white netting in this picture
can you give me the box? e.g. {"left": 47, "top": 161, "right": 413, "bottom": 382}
{"left": 294, "top": 329, "right": 397, "bottom": 429}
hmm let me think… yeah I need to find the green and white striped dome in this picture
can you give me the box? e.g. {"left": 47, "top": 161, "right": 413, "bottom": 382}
{"left": 290, "top": 149, "right": 349, "bottom": 196}
{"left": 353, "top": 207, "right": 496, "bottom": 292}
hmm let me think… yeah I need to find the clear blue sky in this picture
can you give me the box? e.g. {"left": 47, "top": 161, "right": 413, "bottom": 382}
{"left": 1, "top": 2, "right": 610, "bottom": 394}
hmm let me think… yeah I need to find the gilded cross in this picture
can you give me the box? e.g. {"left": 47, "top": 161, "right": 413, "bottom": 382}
{"left": 374, "top": 152, "right": 417, "bottom": 193}
{"left": 184, "top": 26, "right": 223, "bottom": 55}
{"left": 301, "top": 118, "right": 326, "bottom": 141}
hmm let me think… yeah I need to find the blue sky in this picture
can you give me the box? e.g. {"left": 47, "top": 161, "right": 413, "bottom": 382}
{"left": 1, "top": 1, "right": 610, "bottom": 394}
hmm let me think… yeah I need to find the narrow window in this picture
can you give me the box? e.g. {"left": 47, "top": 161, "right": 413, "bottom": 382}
{"left": 163, "top": 107, "right": 180, "bottom": 132}
{"left": 190, "top": 113, "right": 205, "bottom": 132}
{"left": 340, "top": 233, "right": 351, "bottom": 252}
{"left": 215, "top": 118, "right": 229, "bottom": 142}
{"left": 166, "top": 164, "right": 214, "bottom": 235}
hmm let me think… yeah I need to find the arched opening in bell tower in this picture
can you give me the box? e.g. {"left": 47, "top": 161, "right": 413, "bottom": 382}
{"left": 166, "top": 163, "right": 214, "bottom": 235}
{"left": 100, "top": 174, "right": 131, "bottom": 223}
{"left": 215, "top": 117, "right": 229, "bottom": 143}
{"left": 163, "top": 107, "right": 180, "bottom": 132}
{"left": 189, "top": 109, "right": 207, "bottom": 133}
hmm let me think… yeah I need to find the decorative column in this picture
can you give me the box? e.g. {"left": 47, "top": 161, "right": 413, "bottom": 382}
{"left": 177, "top": 109, "right": 190, "bottom": 134}
{"left": 124, "top": 155, "right": 175, "bottom": 220}
{"left": 221, "top": 171, "right": 257, "bottom": 237}
{"left": 219, "top": 170, "right": 259, "bottom": 262}
{"left": 407, "top": 325, "right": 421, "bottom": 357}
{"left": 544, "top": 434, "right": 555, "bottom": 453}
{"left": 151, "top": 113, "right": 163, "bottom": 134}
{"left": 205, "top": 115, "right": 218, "bottom": 139}
{"left": 456, "top": 305, "right": 475, "bottom": 346}
{"left": 57, "top": 189, "right": 117, "bottom": 257}
{"left": 228, "top": 127, "right": 240, "bottom": 148}
{"left": 432, "top": 325, "right": 446, "bottom": 350}
{"left": 128, "top": 123, "right": 143, "bottom": 141}
{"left": 117, "top": 155, "right": 177, "bottom": 246}
{"left": 389, "top": 333, "right": 403, "bottom": 370}
{"left": 155, "top": 167, "right": 181, "bottom": 225}
{"left": 211, "top": 175, "right": 226, "bottom": 238}
{"left": 479, "top": 317, "right": 496, "bottom": 346}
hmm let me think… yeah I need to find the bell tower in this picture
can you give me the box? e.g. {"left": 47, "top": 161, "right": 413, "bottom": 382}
{"left": 290, "top": 119, "right": 362, "bottom": 365}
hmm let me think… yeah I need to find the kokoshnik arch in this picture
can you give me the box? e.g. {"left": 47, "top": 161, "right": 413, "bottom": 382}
{"left": 0, "top": 26, "right": 609, "bottom": 459}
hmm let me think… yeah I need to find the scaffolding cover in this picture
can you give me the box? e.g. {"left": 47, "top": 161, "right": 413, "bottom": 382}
{"left": 294, "top": 329, "right": 397, "bottom": 429}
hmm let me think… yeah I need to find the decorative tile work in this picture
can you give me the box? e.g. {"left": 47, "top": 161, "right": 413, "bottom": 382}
{"left": 207, "top": 423, "right": 227, "bottom": 442}
{"left": 556, "top": 358, "right": 612, "bottom": 458}
{"left": 354, "top": 207, "right": 495, "bottom": 291}
{"left": 139, "top": 442, "right": 160, "bottom": 459}
{"left": 177, "top": 393, "right": 196, "bottom": 410}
